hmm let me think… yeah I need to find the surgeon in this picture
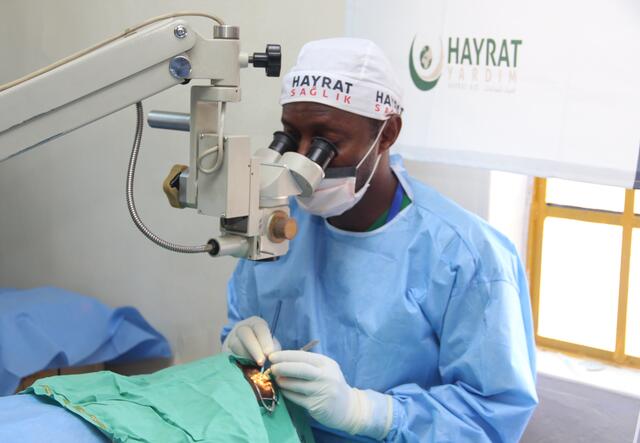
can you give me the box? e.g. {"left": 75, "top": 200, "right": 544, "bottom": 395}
{"left": 221, "top": 38, "right": 538, "bottom": 442}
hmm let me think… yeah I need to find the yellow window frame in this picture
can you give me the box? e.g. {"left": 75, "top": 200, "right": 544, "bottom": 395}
{"left": 527, "top": 177, "right": 640, "bottom": 368}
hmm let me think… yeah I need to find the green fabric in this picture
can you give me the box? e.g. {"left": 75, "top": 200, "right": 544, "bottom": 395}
{"left": 366, "top": 189, "right": 412, "bottom": 232}
{"left": 23, "top": 353, "right": 308, "bottom": 443}
{"left": 284, "top": 400, "right": 316, "bottom": 443}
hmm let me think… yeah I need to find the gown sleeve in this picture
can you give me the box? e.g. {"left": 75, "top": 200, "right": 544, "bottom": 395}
{"left": 219, "top": 260, "right": 259, "bottom": 344}
{"left": 384, "top": 259, "right": 538, "bottom": 442}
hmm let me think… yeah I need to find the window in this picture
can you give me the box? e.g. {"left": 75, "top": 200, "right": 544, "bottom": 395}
{"left": 528, "top": 178, "right": 639, "bottom": 368}
{"left": 627, "top": 229, "right": 640, "bottom": 357}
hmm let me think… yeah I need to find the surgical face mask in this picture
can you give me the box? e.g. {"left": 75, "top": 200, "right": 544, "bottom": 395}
{"left": 296, "top": 121, "right": 387, "bottom": 218}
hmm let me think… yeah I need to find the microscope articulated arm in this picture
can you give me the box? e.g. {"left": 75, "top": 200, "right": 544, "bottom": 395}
{"left": 0, "top": 17, "right": 248, "bottom": 162}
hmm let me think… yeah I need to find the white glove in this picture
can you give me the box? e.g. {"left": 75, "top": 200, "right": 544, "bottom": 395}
{"left": 270, "top": 351, "right": 393, "bottom": 440}
{"left": 222, "top": 316, "right": 280, "bottom": 366}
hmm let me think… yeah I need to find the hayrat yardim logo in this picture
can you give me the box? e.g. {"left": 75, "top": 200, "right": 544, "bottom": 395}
{"left": 409, "top": 35, "right": 444, "bottom": 91}
{"left": 410, "top": 34, "right": 523, "bottom": 93}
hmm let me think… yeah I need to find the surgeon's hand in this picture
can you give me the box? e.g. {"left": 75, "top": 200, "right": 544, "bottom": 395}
{"left": 270, "top": 351, "right": 392, "bottom": 440}
{"left": 222, "top": 316, "right": 280, "bottom": 366}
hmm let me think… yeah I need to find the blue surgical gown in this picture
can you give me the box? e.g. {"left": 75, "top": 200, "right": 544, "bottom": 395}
{"left": 222, "top": 155, "right": 538, "bottom": 442}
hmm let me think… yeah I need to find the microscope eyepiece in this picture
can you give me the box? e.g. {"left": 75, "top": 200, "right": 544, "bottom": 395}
{"left": 275, "top": 136, "right": 337, "bottom": 198}
{"left": 268, "top": 131, "right": 299, "bottom": 155}
{"left": 306, "top": 137, "right": 337, "bottom": 170}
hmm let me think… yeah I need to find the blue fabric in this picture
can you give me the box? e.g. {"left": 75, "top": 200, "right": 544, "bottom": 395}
{"left": 0, "top": 394, "right": 108, "bottom": 443}
{"left": 0, "top": 287, "right": 172, "bottom": 395}
{"left": 385, "top": 181, "right": 405, "bottom": 223}
{"left": 222, "top": 155, "right": 538, "bottom": 442}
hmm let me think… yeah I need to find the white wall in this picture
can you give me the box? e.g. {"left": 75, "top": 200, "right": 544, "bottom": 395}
{"left": 404, "top": 160, "right": 492, "bottom": 219}
{"left": 489, "top": 171, "right": 532, "bottom": 259}
{"left": 0, "top": 0, "right": 498, "bottom": 364}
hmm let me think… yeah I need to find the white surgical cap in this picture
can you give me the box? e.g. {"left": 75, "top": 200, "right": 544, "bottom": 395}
{"left": 280, "top": 38, "right": 403, "bottom": 120}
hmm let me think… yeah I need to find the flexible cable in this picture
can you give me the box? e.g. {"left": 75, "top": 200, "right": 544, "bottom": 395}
{"left": 196, "top": 103, "right": 226, "bottom": 174}
{"left": 127, "top": 102, "right": 213, "bottom": 254}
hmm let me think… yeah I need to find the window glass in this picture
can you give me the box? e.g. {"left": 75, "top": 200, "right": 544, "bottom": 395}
{"left": 538, "top": 218, "right": 622, "bottom": 351}
{"left": 625, "top": 229, "right": 640, "bottom": 357}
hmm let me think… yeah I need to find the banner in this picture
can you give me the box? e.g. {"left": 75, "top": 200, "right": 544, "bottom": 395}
{"left": 346, "top": 0, "right": 640, "bottom": 188}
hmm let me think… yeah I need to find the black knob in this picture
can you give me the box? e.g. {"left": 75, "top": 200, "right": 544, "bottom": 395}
{"left": 251, "top": 44, "right": 281, "bottom": 77}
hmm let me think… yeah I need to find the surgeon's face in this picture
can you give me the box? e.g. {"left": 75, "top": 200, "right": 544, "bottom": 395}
{"left": 281, "top": 102, "right": 382, "bottom": 189}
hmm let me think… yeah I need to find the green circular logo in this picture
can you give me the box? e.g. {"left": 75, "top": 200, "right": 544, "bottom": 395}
{"left": 409, "top": 36, "right": 444, "bottom": 91}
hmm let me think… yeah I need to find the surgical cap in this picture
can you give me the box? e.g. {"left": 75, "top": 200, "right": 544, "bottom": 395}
{"left": 280, "top": 38, "right": 403, "bottom": 120}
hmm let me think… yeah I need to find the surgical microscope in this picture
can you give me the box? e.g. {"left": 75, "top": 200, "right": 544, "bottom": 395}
{"left": 0, "top": 12, "right": 336, "bottom": 261}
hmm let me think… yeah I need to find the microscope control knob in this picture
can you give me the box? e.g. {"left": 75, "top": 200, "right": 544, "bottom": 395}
{"left": 250, "top": 44, "right": 282, "bottom": 77}
{"left": 268, "top": 211, "right": 297, "bottom": 243}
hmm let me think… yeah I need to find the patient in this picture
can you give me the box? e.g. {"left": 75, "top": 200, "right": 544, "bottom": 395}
{"left": 0, "top": 353, "right": 310, "bottom": 443}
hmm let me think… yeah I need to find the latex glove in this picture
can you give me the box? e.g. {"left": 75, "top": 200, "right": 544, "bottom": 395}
{"left": 222, "top": 316, "right": 280, "bottom": 366}
{"left": 270, "top": 351, "right": 393, "bottom": 440}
